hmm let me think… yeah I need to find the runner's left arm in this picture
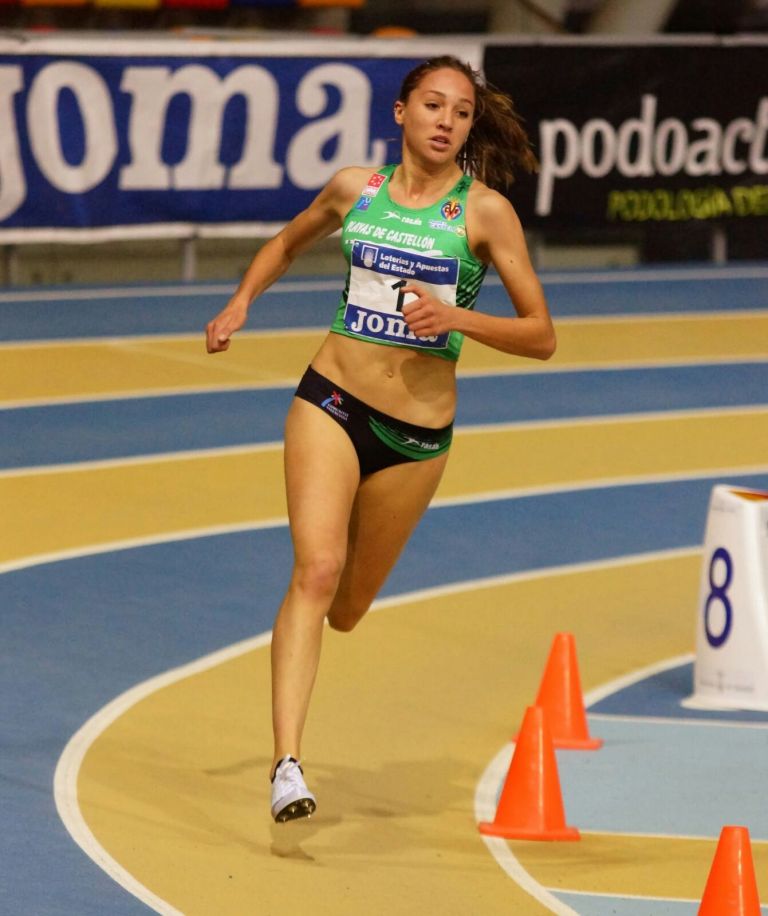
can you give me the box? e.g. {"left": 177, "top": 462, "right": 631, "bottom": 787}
{"left": 401, "top": 186, "right": 555, "bottom": 360}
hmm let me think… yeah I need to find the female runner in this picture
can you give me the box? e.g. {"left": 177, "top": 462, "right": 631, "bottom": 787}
{"left": 205, "top": 55, "right": 556, "bottom": 822}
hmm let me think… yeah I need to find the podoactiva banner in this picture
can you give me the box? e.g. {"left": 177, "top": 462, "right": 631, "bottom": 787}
{"left": 484, "top": 40, "right": 768, "bottom": 229}
{"left": 0, "top": 37, "right": 481, "bottom": 241}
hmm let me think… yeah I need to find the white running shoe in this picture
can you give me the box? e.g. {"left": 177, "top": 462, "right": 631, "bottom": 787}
{"left": 270, "top": 756, "right": 317, "bottom": 823}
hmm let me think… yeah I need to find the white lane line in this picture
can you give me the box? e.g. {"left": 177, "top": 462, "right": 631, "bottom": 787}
{"left": 0, "top": 280, "right": 339, "bottom": 304}
{"left": 589, "top": 712, "right": 768, "bottom": 731}
{"left": 0, "top": 325, "right": 327, "bottom": 350}
{"left": 534, "top": 266, "right": 768, "bottom": 284}
{"left": 54, "top": 548, "right": 691, "bottom": 916}
{"left": 539, "top": 308, "right": 768, "bottom": 323}
{"left": 570, "top": 827, "right": 764, "bottom": 841}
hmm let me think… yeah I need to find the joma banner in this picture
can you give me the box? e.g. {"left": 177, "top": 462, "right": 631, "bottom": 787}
{"left": 484, "top": 40, "right": 768, "bottom": 228}
{"left": 0, "top": 38, "right": 481, "bottom": 240}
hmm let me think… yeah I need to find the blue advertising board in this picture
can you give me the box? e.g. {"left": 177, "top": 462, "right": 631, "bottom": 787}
{"left": 0, "top": 38, "right": 481, "bottom": 240}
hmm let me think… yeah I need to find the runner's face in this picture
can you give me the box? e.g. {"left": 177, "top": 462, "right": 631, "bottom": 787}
{"left": 395, "top": 68, "right": 475, "bottom": 162}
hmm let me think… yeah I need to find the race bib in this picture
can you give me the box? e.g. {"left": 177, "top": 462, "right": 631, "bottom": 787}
{"left": 345, "top": 242, "right": 459, "bottom": 349}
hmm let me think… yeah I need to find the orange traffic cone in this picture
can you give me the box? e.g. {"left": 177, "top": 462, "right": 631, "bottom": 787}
{"left": 699, "top": 826, "right": 762, "bottom": 915}
{"left": 479, "top": 705, "right": 580, "bottom": 841}
{"left": 516, "top": 632, "right": 603, "bottom": 750}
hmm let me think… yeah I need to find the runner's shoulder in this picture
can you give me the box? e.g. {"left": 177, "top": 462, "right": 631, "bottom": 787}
{"left": 328, "top": 166, "right": 379, "bottom": 197}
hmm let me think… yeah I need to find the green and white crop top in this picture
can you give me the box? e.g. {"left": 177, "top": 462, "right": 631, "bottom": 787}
{"left": 330, "top": 164, "right": 488, "bottom": 362}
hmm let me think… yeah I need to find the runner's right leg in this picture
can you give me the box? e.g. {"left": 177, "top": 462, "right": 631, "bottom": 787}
{"left": 270, "top": 397, "right": 360, "bottom": 786}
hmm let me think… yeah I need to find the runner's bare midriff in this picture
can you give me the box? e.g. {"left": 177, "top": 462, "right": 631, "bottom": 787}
{"left": 310, "top": 331, "right": 457, "bottom": 428}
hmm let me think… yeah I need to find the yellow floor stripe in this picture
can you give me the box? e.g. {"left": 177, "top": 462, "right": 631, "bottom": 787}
{"left": 3, "top": 410, "right": 767, "bottom": 564}
{"left": 77, "top": 555, "right": 702, "bottom": 915}
{"left": 0, "top": 332, "right": 323, "bottom": 404}
{"left": 463, "top": 312, "right": 768, "bottom": 374}
{"left": 441, "top": 409, "right": 768, "bottom": 499}
{"left": 3, "top": 313, "right": 767, "bottom": 404}
{"left": 0, "top": 449, "right": 286, "bottom": 564}
{"left": 512, "top": 832, "right": 768, "bottom": 900}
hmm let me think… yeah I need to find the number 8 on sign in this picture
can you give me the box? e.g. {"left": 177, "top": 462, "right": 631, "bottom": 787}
{"left": 704, "top": 547, "right": 733, "bottom": 648}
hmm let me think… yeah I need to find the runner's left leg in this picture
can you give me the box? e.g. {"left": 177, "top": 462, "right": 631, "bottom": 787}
{"left": 326, "top": 452, "right": 449, "bottom": 633}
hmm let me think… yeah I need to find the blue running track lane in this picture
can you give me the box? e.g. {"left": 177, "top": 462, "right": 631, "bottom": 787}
{"left": 1, "top": 264, "right": 768, "bottom": 342}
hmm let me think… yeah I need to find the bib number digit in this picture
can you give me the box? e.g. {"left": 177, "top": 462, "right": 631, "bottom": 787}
{"left": 391, "top": 279, "right": 407, "bottom": 313}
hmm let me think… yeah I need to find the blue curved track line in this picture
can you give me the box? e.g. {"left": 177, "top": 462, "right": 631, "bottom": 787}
{"left": 3, "top": 362, "right": 768, "bottom": 469}
{"left": 542, "top": 270, "right": 768, "bottom": 317}
{"left": 1, "top": 264, "right": 767, "bottom": 342}
{"left": 3, "top": 473, "right": 768, "bottom": 915}
{"left": 0, "top": 284, "right": 335, "bottom": 341}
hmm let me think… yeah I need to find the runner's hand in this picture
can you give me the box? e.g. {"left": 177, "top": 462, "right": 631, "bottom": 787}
{"left": 205, "top": 302, "right": 248, "bottom": 353}
{"left": 401, "top": 285, "right": 454, "bottom": 337}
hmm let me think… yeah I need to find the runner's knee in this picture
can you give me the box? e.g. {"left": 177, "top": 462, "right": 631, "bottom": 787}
{"left": 326, "top": 611, "right": 364, "bottom": 633}
{"left": 326, "top": 597, "right": 370, "bottom": 632}
{"left": 292, "top": 550, "right": 345, "bottom": 604}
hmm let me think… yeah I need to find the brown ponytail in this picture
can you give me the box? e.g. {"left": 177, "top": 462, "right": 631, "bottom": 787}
{"left": 397, "top": 55, "right": 538, "bottom": 191}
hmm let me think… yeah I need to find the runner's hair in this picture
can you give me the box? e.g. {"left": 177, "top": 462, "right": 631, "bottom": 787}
{"left": 397, "top": 55, "right": 538, "bottom": 191}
